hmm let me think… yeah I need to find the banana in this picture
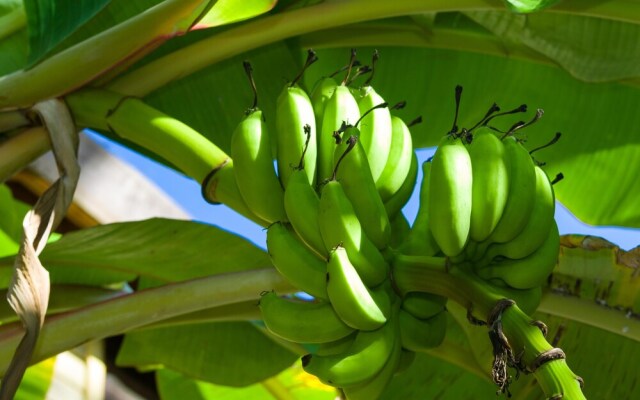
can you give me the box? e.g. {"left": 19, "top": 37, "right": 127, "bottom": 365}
{"left": 400, "top": 160, "right": 440, "bottom": 257}
{"left": 266, "top": 222, "right": 327, "bottom": 299}
{"left": 389, "top": 212, "right": 411, "bottom": 249}
{"left": 376, "top": 115, "right": 414, "bottom": 201}
{"left": 477, "top": 165, "right": 555, "bottom": 264}
{"left": 230, "top": 108, "right": 286, "bottom": 224}
{"left": 384, "top": 152, "right": 418, "bottom": 219}
{"left": 401, "top": 292, "right": 447, "bottom": 320}
{"left": 275, "top": 86, "right": 317, "bottom": 188}
{"left": 317, "top": 85, "right": 360, "bottom": 184}
{"left": 259, "top": 291, "right": 354, "bottom": 344}
{"left": 326, "top": 246, "right": 391, "bottom": 331}
{"left": 428, "top": 134, "right": 473, "bottom": 257}
{"left": 398, "top": 309, "right": 447, "bottom": 352}
{"left": 476, "top": 221, "right": 560, "bottom": 289}
{"left": 283, "top": 167, "right": 327, "bottom": 257}
{"left": 315, "top": 332, "right": 357, "bottom": 356}
{"left": 467, "top": 126, "right": 509, "bottom": 242}
{"left": 301, "top": 316, "right": 396, "bottom": 387}
{"left": 310, "top": 76, "right": 337, "bottom": 123}
{"left": 333, "top": 134, "right": 391, "bottom": 249}
{"left": 318, "top": 180, "right": 389, "bottom": 287}
{"left": 355, "top": 86, "right": 392, "bottom": 183}
{"left": 394, "top": 349, "right": 417, "bottom": 376}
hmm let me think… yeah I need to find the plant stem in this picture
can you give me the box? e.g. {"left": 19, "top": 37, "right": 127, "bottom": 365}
{"left": 66, "top": 89, "right": 265, "bottom": 225}
{"left": 0, "top": 268, "right": 296, "bottom": 377}
{"left": 393, "top": 260, "right": 586, "bottom": 399}
{"left": 0, "top": 111, "right": 29, "bottom": 133}
{"left": 107, "top": 0, "right": 640, "bottom": 97}
{"left": 0, "top": 127, "right": 50, "bottom": 183}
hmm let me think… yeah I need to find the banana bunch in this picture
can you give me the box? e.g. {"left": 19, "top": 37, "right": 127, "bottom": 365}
{"left": 424, "top": 86, "right": 561, "bottom": 293}
{"left": 226, "top": 50, "right": 448, "bottom": 398}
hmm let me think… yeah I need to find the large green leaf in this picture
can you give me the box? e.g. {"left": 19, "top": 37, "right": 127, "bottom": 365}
{"left": 198, "top": 0, "right": 277, "bottom": 28}
{"left": 14, "top": 358, "right": 55, "bottom": 400}
{"left": 22, "top": 0, "right": 111, "bottom": 66}
{"left": 0, "top": 218, "right": 270, "bottom": 287}
{"left": 503, "top": 0, "right": 561, "bottom": 13}
{"left": 117, "top": 322, "right": 298, "bottom": 387}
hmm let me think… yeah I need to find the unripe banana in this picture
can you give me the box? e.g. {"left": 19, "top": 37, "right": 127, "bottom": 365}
{"left": 355, "top": 86, "right": 392, "bottom": 182}
{"left": 333, "top": 134, "right": 391, "bottom": 249}
{"left": 283, "top": 168, "right": 327, "bottom": 257}
{"left": 259, "top": 291, "right": 354, "bottom": 344}
{"left": 401, "top": 160, "right": 440, "bottom": 257}
{"left": 326, "top": 246, "right": 391, "bottom": 331}
{"left": 317, "top": 85, "right": 360, "bottom": 184}
{"left": 301, "top": 317, "right": 396, "bottom": 387}
{"left": 476, "top": 221, "right": 560, "bottom": 289}
{"left": 230, "top": 109, "right": 286, "bottom": 223}
{"left": 398, "top": 309, "right": 447, "bottom": 352}
{"left": 478, "top": 165, "right": 555, "bottom": 264}
{"left": 376, "top": 115, "right": 414, "bottom": 201}
{"left": 394, "top": 349, "right": 417, "bottom": 376}
{"left": 401, "top": 292, "right": 447, "bottom": 320}
{"left": 428, "top": 134, "right": 472, "bottom": 257}
{"left": 275, "top": 85, "right": 317, "bottom": 188}
{"left": 310, "top": 76, "right": 337, "bottom": 124}
{"left": 266, "top": 222, "right": 327, "bottom": 299}
{"left": 467, "top": 127, "right": 509, "bottom": 242}
{"left": 384, "top": 152, "right": 418, "bottom": 219}
{"left": 318, "top": 180, "right": 389, "bottom": 287}
{"left": 315, "top": 332, "right": 357, "bottom": 356}
{"left": 389, "top": 212, "right": 411, "bottom": 249}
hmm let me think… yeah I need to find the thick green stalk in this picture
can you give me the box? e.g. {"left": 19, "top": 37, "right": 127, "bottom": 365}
{"left": 0, "top": 127, "right": 50, "bottom": 183}
{"left": 66, "top": 89, "right": 265, "bottom": 226}
{"left": 393, "top": 260, "right": 586, "bottom": 399}
{"left": 108, "top": 0, "right": 639, "bottom": 97}
{"left": 0, "top": 268, "right": 296, "bottom": 377}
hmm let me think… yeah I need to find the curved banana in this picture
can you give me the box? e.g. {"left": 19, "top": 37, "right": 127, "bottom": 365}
{"left": 355, "top": 86, "right": 392, "bottom": 182}
{"left": 318, "top": 85, "right": 360, "bottom": 184}
{"left": 259, "top": 291, "right": 354, "bottom": 344}
{"left": 326, "top": 246, "right": 391, "bottom": 331}
{"left": 401, "top": 292, "right": 447, "bottom": 320}
{"left": 478, "top": 165, "right": 555, "bottom": 264}
{"left": 266, "top": 222, "right": 327, "bottom": 299}
{"left": 302, "top": 316, "right": 396, "bottom": 387}
{"left": 389, "top": 212, "right": 411, "bottom": 249}
{"left": 400, "top": 160, "right": 440, "bottom": 257}
{"left": 384, "top": 152, "right": 418, "bottom": 219}
{"left": 428, "top": 134, "right": 473, "bottom": 257}
{"left": 275, "top": 85, "right": 317, "bottom": 188}
{"left": 394, "top": 349, "right": 417, "bottom": 376}
{"left": 318, "top": 180, "right": 389, "bottom": 287}
{"left": 376, "top": 115, "right": 414, "bottom": 201}
{"left": 333, "top": 134, "right": 391, "bottom": 249}
{"left": 230, "top": 108, "right": 286, "bottom": 223}
{"left": 315, "top": 332, "right": 357, "bottom": 356}
{"left": 398, "top": 309, "right": 447, "bottom": 352}
{"left": 467, "top": 126, "right": 509, "bottom": 242}
{"left": 310, "top": 76, "right": 337, "bottom": 124}
{"left": 476, "top": 221, "right": 560, "bottom": 289}
{"left": 283, "top": 169, "right": 327, "bottom": 257}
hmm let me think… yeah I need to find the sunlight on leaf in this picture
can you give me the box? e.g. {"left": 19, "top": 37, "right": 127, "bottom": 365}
{"left": 197, "top": 0, "right": 277, "bottom": 29}
{"left": 503, "top": 0, "right": 560, "bottom": 13}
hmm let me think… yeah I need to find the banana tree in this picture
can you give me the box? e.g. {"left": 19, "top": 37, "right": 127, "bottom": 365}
{"left": 1, "top": 0, "right": 639, "bottom": 398}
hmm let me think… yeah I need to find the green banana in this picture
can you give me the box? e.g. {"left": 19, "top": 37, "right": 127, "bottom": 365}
{"left": 318, "top": 85, "right": 360, "bottom": 184}
{"left": 230, "top": 108, "right": 286, "bottom": 224}
{"left": 315, "top": 332, "right": 357, "bottom": 356}
{"left": 401, "top": 292, "right": 447, "bottom": 320}
{"left": 389, "top": 212, "right": 411, "bottom": 249}
{"left": 283, "top": 168, "right": 327, "bottom": 257}
{"left": 333, "top": 134, "right": 391, "bottom": 249}
{"left": 301, "top": 317, "right": 396, "bottom": 387}
{"left": 398, "top": 309, "right": 447, "bottom": 352}
{"left": 266, "top": 222, "right": 327, "bottom": 299}
{"left": 400, "top": 160, "right": 440, "bottom": 257}
{"left": 355, "top": 86, "right": 392, "bottom": 183}
{"left": 310, "top": 76, "right": 337, "bottom": 124}
{"left": 376, "top": 115, "right": 414, "bottom": 201}
{"left": 326, "top": 246, "right": 391, "bottom": 331}
{"left": 467, "top": 126, "right": 510, "bottom": 242}
{"left": 478, "top": 165, "right": 555, "bottom": 264}
{"left": 428, "top": 134, "right": 473, "bottom": 257}
{"left": 275, "top": 86, "right": 317, "bottom": 188}
{"left": 384, "top": 152, "right": 418, "bottom": 219}
{"left": 318, "top": 180, "right": 389, "bottom": 287}
{"left": 476, "top": 221, "right": 560, "bottom": 289}
{"left": 259, "top": 291, "right": 354, "bottom": 344}
{"left": 394, "top": 349, "right": 417, "bottom": 376}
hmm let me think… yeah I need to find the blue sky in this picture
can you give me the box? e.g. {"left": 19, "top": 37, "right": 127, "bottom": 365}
{"left": 86, "top": 131, "right": 640, "bottom": 251}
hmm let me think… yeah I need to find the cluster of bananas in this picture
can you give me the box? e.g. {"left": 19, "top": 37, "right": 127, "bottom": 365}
{"left": 228, "top": 50, "right": 444, "bottom": 398}
{"left": 424, "top": 86, "right": 561, "bottom": 292}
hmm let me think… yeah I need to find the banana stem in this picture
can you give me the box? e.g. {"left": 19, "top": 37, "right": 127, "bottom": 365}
{"left": 0, "top": 127, "right": 50, "bottom": 183}
{"left": 65, "top": 89, "right": 266, "bottom": 226}
{"left": 392, "top": 260, "right": 586, "bottom": 399}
